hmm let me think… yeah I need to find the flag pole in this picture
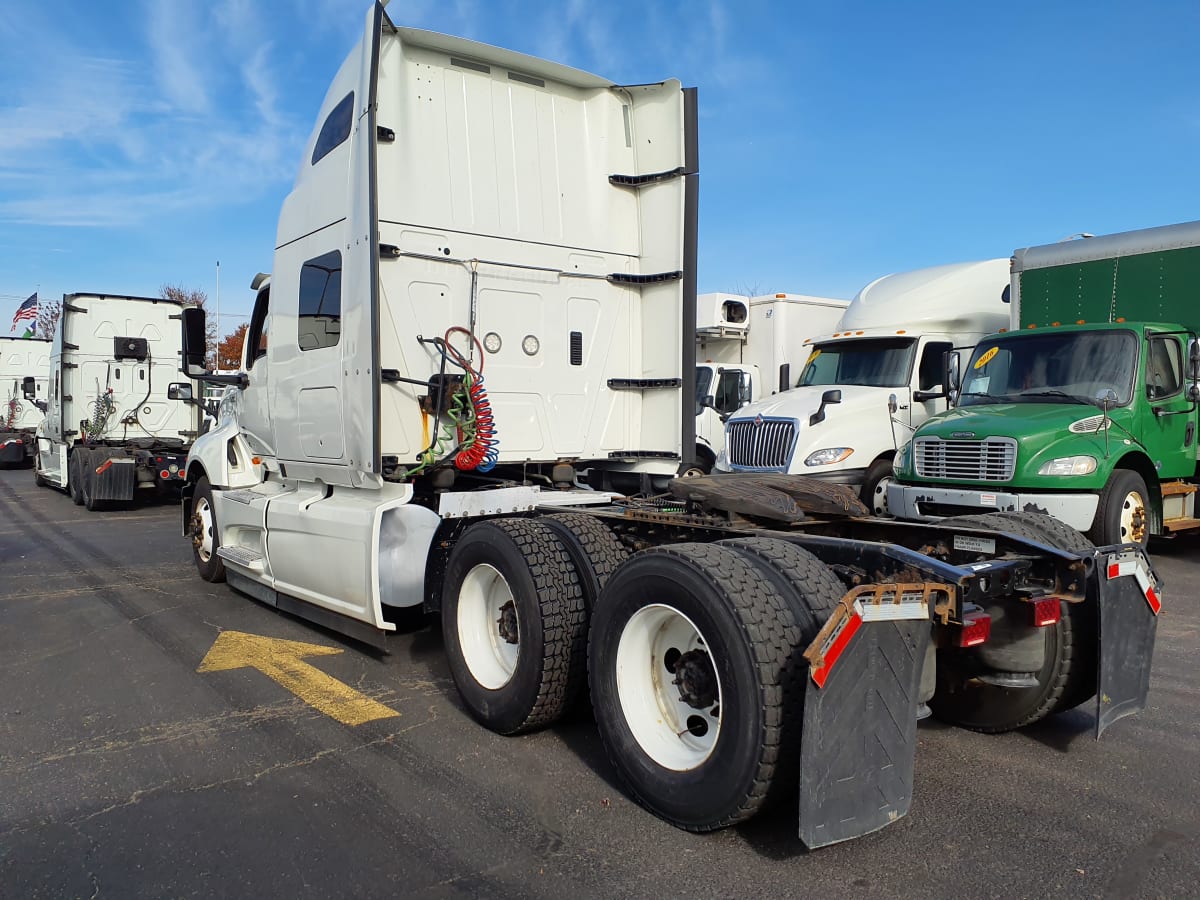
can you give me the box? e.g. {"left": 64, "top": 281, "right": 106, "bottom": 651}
{"left": 215, "top": 260, "right": 221, "bottom": 368}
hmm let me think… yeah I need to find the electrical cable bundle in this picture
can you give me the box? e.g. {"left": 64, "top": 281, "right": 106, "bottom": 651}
{"left": 403, "top": 326, "right": 500, "bottom": 478}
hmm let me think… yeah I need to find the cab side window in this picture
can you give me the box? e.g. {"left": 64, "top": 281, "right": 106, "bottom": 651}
{"left": 245, "top": 287, "right": 270, "bottom": 370}
{"left": 297, "top": 251, "right": 342, "bottom": 352}
{"left": 918, "top": 342, "right": 953, "bottom": 391}
{"left": 1146, "top": 336, "right": 1182, "bottom": 399}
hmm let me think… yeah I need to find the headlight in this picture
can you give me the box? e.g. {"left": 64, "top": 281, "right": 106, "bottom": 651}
{"left": 1037, "top": 455, "right": 1097, "bottom": 476}
{"left": 714, "top": 446, "right": 729, "bottom": 471}
{"left": 804, "top": 447, "right": 853, "bottom": 467}
{"left": 895, "top": 440, "right": 911, "bottom": 469}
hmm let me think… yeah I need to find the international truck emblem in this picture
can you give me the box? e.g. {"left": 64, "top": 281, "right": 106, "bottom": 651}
{"left": 754, "top": 414, "right": 764, "bottom": 426}
{"left": 950, "top": 431, "right": 976, "bottom": 439}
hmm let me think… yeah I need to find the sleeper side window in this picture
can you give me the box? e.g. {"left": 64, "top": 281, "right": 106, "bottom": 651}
{"left": 311, "top": 92, "right": 354, "bottom": 165}
{"left": 297, "top": 251, "right": 342, "bottom": 352}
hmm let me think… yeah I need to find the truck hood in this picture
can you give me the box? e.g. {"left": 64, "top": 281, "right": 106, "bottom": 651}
{"left": 727, "top": 384, "right": 897, "bottom": 423}
{"left": 908, "top": 402, "right": 1133, "bottom": 485}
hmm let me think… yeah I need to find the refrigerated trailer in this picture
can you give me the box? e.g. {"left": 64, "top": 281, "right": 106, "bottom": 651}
{"left": 31, "top": 293, "right": 202, "bottom": 509}
{"left": 177, "top": 3, "right": 1161, "bottom": 847}
{"left": 1, "top": 335, "right": 50, "bottom": 465}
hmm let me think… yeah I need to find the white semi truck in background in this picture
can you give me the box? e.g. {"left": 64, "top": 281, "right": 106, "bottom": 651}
{"left": 717, "top": 259, "right": 1010, "bottom": 512}
{"left": 29, "top": 293, "right": 202, "bottom": 510}
{"left": 1, "top": 335, "right": 51, "bottom": 466}
{"left": 693, "top": 291, "right": 847, "bottom": 472}
{"left": 175, "top": 3, "right": 1159, "bottom": 849}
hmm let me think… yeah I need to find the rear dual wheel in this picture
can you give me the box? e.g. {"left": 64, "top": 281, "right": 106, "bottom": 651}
{"left": 588, "top": 540, "right": 840, "bottom": 830}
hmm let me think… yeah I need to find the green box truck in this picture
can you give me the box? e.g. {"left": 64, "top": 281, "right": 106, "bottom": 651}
{"left": 888, "top": 220, "right": 1200, "bottom": 546}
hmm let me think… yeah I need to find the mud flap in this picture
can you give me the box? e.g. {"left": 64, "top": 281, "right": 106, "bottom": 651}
{"left": 1094, "top": 548, "right": 1161, "bottom": 738}
{"left": 798, "top": 585, "right": 937, "bottom": 849}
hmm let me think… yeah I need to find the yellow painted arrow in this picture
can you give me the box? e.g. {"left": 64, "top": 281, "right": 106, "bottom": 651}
{"left": 198, "top": 631, "right": 399, "bottom": 726}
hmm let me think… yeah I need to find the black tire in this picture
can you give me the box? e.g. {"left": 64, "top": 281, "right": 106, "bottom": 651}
{"left": 442, "top": 518, "right": 588, "bottom": 735}
{"left": 930, "top": 512, "right": 1084, "bottom": 732}
{"left": 589, "top": 543, "right": 801, "bottom": 831}
{"left": 860, "top": 457, "right": 895, "bottom": 516}
{"left": 33, "top": 460, "right": 46, "bottom": 488}
{"left": 540, "top": 513, "right": 629, "bottom": 610}
{"left": 68, "top": 448, "right": 85, "bottom": 505}
{"left": 190, "top": 476, "right": 226, "bottom": 583}
{"left": 1090, "top": 469, "right": 1150, "bottom": 548}
{"left": 718, "top": 537, "right": 845, "bottom": 800}
{"left": 978, "top": 511, "right": 1098, "bottom": 714}
{"left": 82, "top": 450, "right": 105, "bottom": 511}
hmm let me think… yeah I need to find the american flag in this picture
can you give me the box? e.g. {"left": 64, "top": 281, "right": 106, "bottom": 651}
{"left": 10, "top": 293, "right": 37, "bottom": 334}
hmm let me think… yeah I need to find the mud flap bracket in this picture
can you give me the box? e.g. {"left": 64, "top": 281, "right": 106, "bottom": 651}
{"left": 798, "top": 584, "right": 939, "bottom": 849}
{"left": 1095, "top": 548, "right": 1161, "bottom": 738}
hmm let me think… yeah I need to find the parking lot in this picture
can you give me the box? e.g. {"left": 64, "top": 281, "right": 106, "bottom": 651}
{"left": 1, "top": 466, "right": 1198, "bottom": 898}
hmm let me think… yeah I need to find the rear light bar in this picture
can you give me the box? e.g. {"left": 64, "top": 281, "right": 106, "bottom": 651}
{"left": 957, "top": 610, "right": 991, "bottom": 647}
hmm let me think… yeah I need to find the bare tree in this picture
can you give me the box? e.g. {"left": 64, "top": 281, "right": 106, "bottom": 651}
{"left": 161, "top": 283, "right": 216, "bottom": 365}
{"left": 36, "top": 300, "right": 61, "bottom": 339}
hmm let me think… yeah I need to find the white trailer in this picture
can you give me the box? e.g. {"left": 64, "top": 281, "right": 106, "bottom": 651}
{"left": 31, "top": 293, "right": 202, "bottom": 509}
{"left": 177, "top": 4, "right": 1158, "bottom": 848}
{"left": 717, "top": 260, "right": 1010, "bottom": 512}
{"left": 693, "top": 292, "right": 846, "bottom": 472}
{"left": 0, "top": 335, "right": 51, "bottom": 465}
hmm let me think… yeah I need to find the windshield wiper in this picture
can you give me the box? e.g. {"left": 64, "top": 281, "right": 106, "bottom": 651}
{"left": 960, "top": 391, "right": 1008, "bottom": 402}
{"left": 1016, "top": 389, "right": 1096, "bottom": 407}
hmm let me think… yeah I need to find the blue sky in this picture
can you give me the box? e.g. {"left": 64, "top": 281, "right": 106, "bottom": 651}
{"left": 2, "top": 0, "right": 1199, "bottom": 337}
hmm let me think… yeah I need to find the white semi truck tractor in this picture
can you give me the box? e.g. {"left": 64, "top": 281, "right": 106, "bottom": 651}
{"left": 1, "top": 335, "right": 50, "bottom": 466}
{"left": 29, "top": 293, "right": 203, "bottom": 509}
{"left": 717, "top": 260, "right": 1010, "bottom": 513}
{"left": 177, "top": 3, "right": 1161, "bottom": 847}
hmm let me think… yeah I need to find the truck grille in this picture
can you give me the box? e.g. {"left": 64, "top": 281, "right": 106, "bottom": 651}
{"left": 914, "top": 437, "right": 1017, "bottom": 481}
{"left": 727, "top": 418, "right": 798, "bottom": 470}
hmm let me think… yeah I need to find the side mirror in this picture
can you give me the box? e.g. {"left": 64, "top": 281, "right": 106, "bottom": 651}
{"left": 699, "top": 394, "right": 716, "bottom": 411}
{"left": 887, "top": 393, "right": 899, "bottom": 415}
{"left": 777, "top": 363, "right": 791, "bottom": 394}
{"left": 181, "top": 306, "right": 208, "bottom": 377}
{"left": 809, "top": 388, "right": 842, "bottom": 426}
{"left": 167, "top": 382, "right": 194, "bottom": 401}
{"left": 21, "top": 376, "right": 36, "bottom": 400}
{"left": 944, "top": 350, "right": 962, "bottom": 407}
{"left": 912, "top": 386, "right": 947, "bottom": 403}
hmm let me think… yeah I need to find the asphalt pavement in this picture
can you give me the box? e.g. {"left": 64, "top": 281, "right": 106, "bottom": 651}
{"left": 1, "top": 466, "right": 1197, "bottom": 898}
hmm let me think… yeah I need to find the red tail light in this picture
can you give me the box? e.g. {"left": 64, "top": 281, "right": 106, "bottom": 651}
{"left": 160, "top": 469, "right": 171, "bottom": 479}
{"left": 957, "top": 610, "right": 991, "bottom": 647}
{"left": 1029, "top": 597, "right": 1062, "bottom": 627}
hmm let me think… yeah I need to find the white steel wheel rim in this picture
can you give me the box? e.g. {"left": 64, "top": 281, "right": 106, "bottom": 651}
{"left": 615, "top": 603, "right": 723, "bottom": 771}
{"left": 871, "top": 475, "right": 892, "bottom": 515}
{"left": 457, "top": 563, "right": 520, "bottom": 690}
{"left": 1119, "top": 491, "right": 1146, "bottom": 543}
{"left": 195, "top": 497, "right": 215, "bottom": 562}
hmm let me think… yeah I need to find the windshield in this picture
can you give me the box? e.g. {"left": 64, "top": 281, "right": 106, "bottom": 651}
{"left": 960, "top": 330, "right": 1138, "bottom": 407}
{"left": 798, "top": 338, "right": 917, "bottom": 388}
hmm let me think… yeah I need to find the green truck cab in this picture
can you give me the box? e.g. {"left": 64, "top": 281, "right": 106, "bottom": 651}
{"left": 888, "top": 220, "right": 1200, "bottom": 546}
